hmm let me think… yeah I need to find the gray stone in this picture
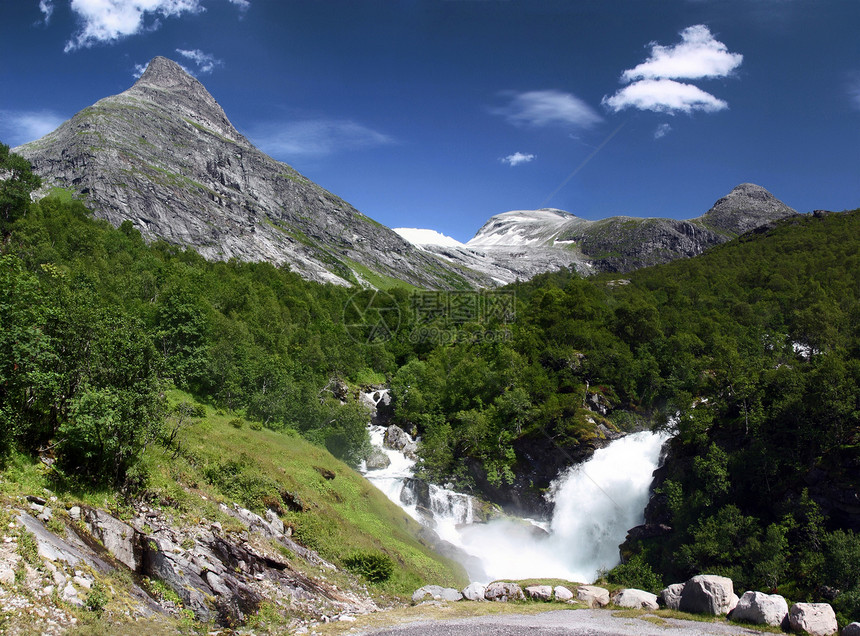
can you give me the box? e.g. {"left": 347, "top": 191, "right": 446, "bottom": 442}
{"left": 83, "top": 508, "right": 141, "bottom": 571}
{"left": 842, "top": 622, "right": 860, "bottom": 636}
{"left": 412, "top": 585, "right": 463, "bottom": 603}
{"left": 0, "top": 565, "right": 15, "bottom": 586}
{"left": 264, "top": 510, "right": 284, "bottom": 536}
{"left": 553, "top": 586, "right": 574, "bottom": 602}
{"left": 659, "top": 583, "right": 685, "bottom": 610}
{"left": 484, "top": 582, "right": 525, "bottom": 602}
{"left": 679, "top": 574, "right": 734, "bottom": 615}
{"left": 524, "top": 585, "right": 553, "bottom": 601}
{"left": 68, "top": 506, "right": 81, "bottom": 522}
{"left": 462, "top": 582, "right": 486, "bottom": 601}
{"left": 730, "top": 591, "right": 788, "bottom": 627}
{"left": 365, "top": 447, "right": 391, "bottom": 470}
{"left": 789, "top": 603, "right": 838, "bottom": 636}
{"left": 577, "top": 585, "right": 610, "bottom": 608}
{"left": 613, "top": 588, "right": 659, "bottom": 610}
{"left": 384, "top": 426, "right": 418, "bottom": 458}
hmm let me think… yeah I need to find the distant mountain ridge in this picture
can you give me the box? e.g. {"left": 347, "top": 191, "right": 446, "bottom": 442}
{"left": 13, "top": 57, "right": 490, "bottom": 289}
{"left": 403, "top": 183, "right": 797, "bottom": 280}
{"left": 14, "top": 56, "right": 797, "bottom": 288}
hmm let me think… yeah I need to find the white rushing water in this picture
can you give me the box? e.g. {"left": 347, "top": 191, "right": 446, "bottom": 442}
{"left": 360, "top": 393, "right": 668, "bottom": 583}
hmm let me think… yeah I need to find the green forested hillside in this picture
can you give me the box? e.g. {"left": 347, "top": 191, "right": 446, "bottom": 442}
{"left": 1, "top": 146, "right": 858, "bottom": 621}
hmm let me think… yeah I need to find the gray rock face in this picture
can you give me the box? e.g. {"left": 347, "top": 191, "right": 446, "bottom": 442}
{"left": 484, "top": 581, "right": 525, "bottom": 602}
{"left": 679, "top": 574, "right": 735, "bottom": 615}
{"left": 659, "top": 583, "right": 685, "bottom": 610}
{"left": 410, "top": 184, "right": 797, "bottom": 280}
{"left": 13, "top": 57, "right": 490, "bottom": 290}
{"left": 613, "top": 588, "right": 659, "bottom": 610}
{"left": 83, "top": 507, "right": 142, "bottom": 571}
{"left": 730, "top": 590, "right": 788, "bottom": 627}
{"left": 788, "top": 603, "right": 838, "bottom": 636}
{"left": 383, "top": 425, "right": 418, "bottom": 458}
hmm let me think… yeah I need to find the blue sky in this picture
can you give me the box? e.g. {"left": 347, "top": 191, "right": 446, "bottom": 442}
{"left": 1, "top": 1, "right": 859, "bottom": 242}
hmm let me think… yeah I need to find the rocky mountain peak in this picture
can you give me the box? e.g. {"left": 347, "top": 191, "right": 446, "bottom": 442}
{"left": 125, "top": 56, "right": 244, "bottom": 144}
{"left": 702, "top": 182, "right": 797, "bottom": 235}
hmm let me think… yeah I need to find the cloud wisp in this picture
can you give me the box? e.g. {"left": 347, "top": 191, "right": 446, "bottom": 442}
{"left": 176, "top": 48, "right": 223, "bottom": 74}
{"left": 251, "top": 119, "right": 394, "bottom": 159}
{"left": 494, "top": 90, "right": 602, "bottom": 129}
{"left": 63, "top": 0, "right": 248, "bottom": 52}
{"left": 653, "top": 123, "right": 672, "bottom": 139}
{"left": 604, "top": 25, "right": 742, "bottom": 115}
{"left": 501, "top": 152, "right": 536, "bottom": 167}
{"left": 38, "top": 0, "right": 55, "bottom": 24}
{"left": 0, "top": 110, "right": 66, "bottom": 146}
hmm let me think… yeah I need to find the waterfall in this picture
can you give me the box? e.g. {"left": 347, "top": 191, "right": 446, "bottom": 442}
{"left": 360, "top": 391, "right": 669, "bottom": 583}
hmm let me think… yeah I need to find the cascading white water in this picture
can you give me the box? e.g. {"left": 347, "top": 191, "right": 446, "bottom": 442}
{"left": 360, "top": 391, "right": 669, "bottom": 583}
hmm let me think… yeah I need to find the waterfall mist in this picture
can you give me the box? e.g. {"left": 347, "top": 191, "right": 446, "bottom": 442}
{"left": 361, "top": 401, "right": 668, "bottom": 583}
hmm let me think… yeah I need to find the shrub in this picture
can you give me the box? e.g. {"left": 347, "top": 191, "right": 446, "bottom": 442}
{"left": 607, "top": 553, "right": 663, "bottom": 594}
{"left": 343, "top": 551, "right": 394, "bottom": 583}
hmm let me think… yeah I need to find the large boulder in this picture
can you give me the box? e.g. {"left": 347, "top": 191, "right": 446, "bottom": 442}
{"left": 788, "top": 603, "right": 838, "bottom": 636}
{"left": 364, "top": 447, "right": 391, "bottom": 470}
{"left": 412, "top": 585, "right": 463, "bottom": 603}
{"left": 659, "top": 583, "right": 685, "bottom": 610}
{"left": 485, "top": 582, "right": 524, "bottom": 602}
{"left": 679, "top": 574, "right": 734, "bottom": 615}
{"left": 577, "top": 585, "right": 610, "bottom": 608}
{"left": 613, "top": 588, "right": 659, "bottom": 610}
{"left": 524, "top": 585, "right": 553, "bottom": 601}
{"left": 461, "top": 582, "right": 486, "bottom": 601}
{"left": 554, "top": 585, "right": 574, "bottom": 602}
{"left": 384, "top": 425, "right": 417, "bottom": 456}
{"left": 730, "top": 591, "right": 788, "bottom": 627}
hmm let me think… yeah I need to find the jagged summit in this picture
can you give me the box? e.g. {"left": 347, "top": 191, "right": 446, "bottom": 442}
{"left": 702, "top": 182, "right": 797, "bottom": 235}
{"left": 124, "top": 56, "right": 245, "bottom": 145}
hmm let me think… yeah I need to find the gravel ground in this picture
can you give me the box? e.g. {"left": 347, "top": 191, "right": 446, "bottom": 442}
{"left": 356, "top": 609, "right": 766, "bottom": 636}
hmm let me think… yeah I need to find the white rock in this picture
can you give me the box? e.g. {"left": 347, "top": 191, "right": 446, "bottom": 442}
{"left": 789, "top": 603, "right": 838, "bottom": 636}
{"left": 577, "top": 585, "right": 610, "bottom": 608}
{"left": 679, "top": 574, "right": 735, "bottom": 615}
{"left": 524, "top": 585, "right": 553, "bottom": 601}
{"left": 730, "top": 591, "right": 788, "bottom": 627}
{"left": 613, "top": 588, "right": 659, "bottom": 610}
{"left": 484, "top": 581, "right": 524, "bottom": 602}
{"left": 659, "top": 583, "right": 685, "bottom": 610}
{"left": 553, "top": 585, "right": 574, "bottom": 602}
{"left": 462, "top": 582, "right": 486, "bottom": 601}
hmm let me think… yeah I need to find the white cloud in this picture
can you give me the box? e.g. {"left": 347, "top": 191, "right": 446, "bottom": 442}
{"left": 39, "top": 0, "right": 55, "bottom": 24}
{"left": 622, "top": 25, "right": 743, "bottom": 82}
{"left": 132, "top": 62, "right": 148, "bottom": 78}
{"left": 494, "top": 90, "right": 602, "bottom": 128}
{"left": 251, "top": 119, "right": 394, "bottom": 158}
{"left": 653, "top": 123, "right": 672, "bottom": 139}
{"left": 603, "top": 79, "right": 727, "bottom": 114}
{"left": 176, "top": 48, "right": 222, "bottom": 74}
{"left": 0, "top": 110, "right": 66, "bottom": 146}
{"left": 62, "top": 0, "right": 249, "bottom": 51}
{"left": 501, "top": 152, "right": 536, "bottom": 167}
{"left": 605, "top": 25, "right": 742, "bottom": 115}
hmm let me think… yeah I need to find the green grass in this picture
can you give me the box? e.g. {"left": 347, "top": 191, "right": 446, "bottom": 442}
{"left": 142, "top": 390, "right": 467, "bottom": 596}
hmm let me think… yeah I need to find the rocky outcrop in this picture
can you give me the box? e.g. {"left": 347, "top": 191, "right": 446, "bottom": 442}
{"left": 730, "top": 590, "right": 789, "bottom": 627}
{"left": 462, "top": 582, "right": 487, "bottom": 601}
{"left": 789, "top": 603, "right": 838, "bottom": 636}
{"left": 383, "top": 425, "right": 418, "bottom": 459}
{"left": 700, "top": 183, "right": 797, "bottom": 236}
{"left": 13, "top": 57, "right": 490, "bottom": 290}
